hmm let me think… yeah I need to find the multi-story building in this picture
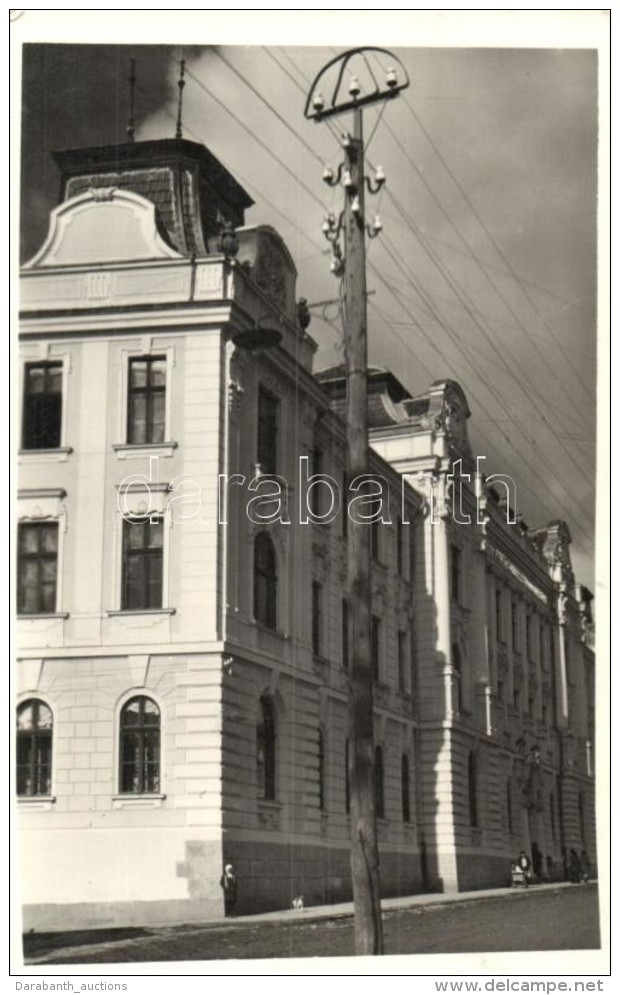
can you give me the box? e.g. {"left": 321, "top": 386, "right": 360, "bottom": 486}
{"left": 16, "top": 131, "right": 596, "bottom": 930}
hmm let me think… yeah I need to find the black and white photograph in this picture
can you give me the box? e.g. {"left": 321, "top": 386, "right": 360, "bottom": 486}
{"left": 11, "top": 10, "right": 609, "bottom": 977}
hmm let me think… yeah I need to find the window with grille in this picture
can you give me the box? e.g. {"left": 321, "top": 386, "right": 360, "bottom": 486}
{"left": 127, "top": 356, "right": 166, "bottom": 444}
{"left": 22, "top": 362, "right": 62, "bottom": 449}
{"left": 452, "top": 642, "right": 463, "bottom": 713}
{"left": 397, "top": 515, "right": 405, "bottom": 575}
{"left": 257, "top": 696, "right": 277, "bottom": 800}
{"left": 17, "top": 699, "right": 53, "bottom": 797}
{"left": 341, "top": 599, "right": 349, "bottom": 671}
{"left": 450, "top": 544, "right": 462, "bottom": 603}
{"left": 18, "top": 522, "right": 58, "bottom": 615}
{"left": 310, "top": 447, "right": 322, "bottom": 517}
{"left": 254, "top": 533, "right": 277, "bottom": 630}
{"left": 468, "top": 752, "right": 479, "bottom": 827}
{"left": 496, "top": 587, "right": 503, "bottom": 642}
{"left": 507, "top": 780, "right": 513, "bottom": 833}
{"left": 122, "top": 517, "right": 164, "bottom": 610}
{"left": 401, "top": 753, "right": 411, "bottom": 823}
{"left": 312, "top": 580, "right": 322, "bottom": 657}
{"left": 398, "top": 630, "right": 408, "bottom": 693}
{"left": 318, "top": 727, "right": 326, "bottom": 811}
{"left": 371, "top": 615, "right": 382, "bottom": 682}
{"left": 375, "top": 745, "right": 385, "bottom": 819}
{"left": 119, "top": 696, "right": 161, "bottom": 794}
{"left": 511, "top": 599, "right": 519, "bottom": 650}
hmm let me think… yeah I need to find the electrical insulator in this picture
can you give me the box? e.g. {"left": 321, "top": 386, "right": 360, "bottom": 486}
{"left": 313, "top": 91, "right": 325, "bottom": 112}
{"left": 386, "top": 67, "right": 397, "bottom": 89}
{"left": 374, "top": 165, "right": 386, "bottom": 186}
{"left": 349, "top": 76, "right": 361, "bottom": 98}
{"left": 371, "top": 214, "right": 382, "bottom": 233}
{"left": 322, "top": 165, "right": 334, "bottom": 184}
{"left": 330, "top": 253, "right": 344, "bottom": 276}
{"left": 342, "top": 169, "right": 354, "bottom": 189}
{"left": 351, "top": 195, "right": 361, "bottom": 215}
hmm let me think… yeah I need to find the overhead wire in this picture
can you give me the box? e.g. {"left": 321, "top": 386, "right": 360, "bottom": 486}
{"left": 162, "top": 49, "right": 594, "bottom": 547}
{"left": 367, "top": 48, "right": 597, "bottom": 406}
{"left": 367, "top": 236, "right": 595, "bottom": 533}
{"left": 272, "top": 47, "right": 590, "bottom": 535}
{"left": 373, "top": 173, "right": 595, "bottom": 488}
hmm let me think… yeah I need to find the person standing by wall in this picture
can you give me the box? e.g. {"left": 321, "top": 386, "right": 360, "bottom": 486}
{"left": 220, "top": 863, "right": 238, "bottom": 916}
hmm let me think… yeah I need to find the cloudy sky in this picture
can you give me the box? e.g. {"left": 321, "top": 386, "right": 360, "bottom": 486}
{"left": 16, "top": 12, "right": 605, "bottom": 591}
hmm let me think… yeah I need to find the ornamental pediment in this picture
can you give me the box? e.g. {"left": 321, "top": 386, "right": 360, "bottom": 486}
{"left": 23, "top": 188, "right": 183, "bottom": 269}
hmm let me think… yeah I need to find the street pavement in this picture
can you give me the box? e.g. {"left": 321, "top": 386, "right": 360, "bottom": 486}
{"left": 22, "top": 882, "right": 601, "bottom": 965}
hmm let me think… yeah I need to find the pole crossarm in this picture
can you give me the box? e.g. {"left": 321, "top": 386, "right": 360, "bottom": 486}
{"left": 304, "top": 48, "right": 410, "bottom": 122}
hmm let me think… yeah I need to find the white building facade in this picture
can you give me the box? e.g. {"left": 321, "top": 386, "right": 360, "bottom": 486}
{"left": 17, "top": 135, "right": 596, "bottom": 930}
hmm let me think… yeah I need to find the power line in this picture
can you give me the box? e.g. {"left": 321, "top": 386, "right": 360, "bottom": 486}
{"left": 403, "top": 96, "right": 596, "bottom": 403}
{"left": 144, "top": 47, "right": 595, "bottom": 550}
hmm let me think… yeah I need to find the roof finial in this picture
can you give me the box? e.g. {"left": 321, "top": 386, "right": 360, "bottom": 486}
{"left": 175, "top": 57, "right": 186, "bottom": 140}
{"left": 126, "top": 58, "right": 136, "bottom": 143}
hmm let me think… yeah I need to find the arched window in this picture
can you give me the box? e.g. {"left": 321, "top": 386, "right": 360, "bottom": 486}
{"left": 17, "top": 699, "right": 53, "bottom": 797}
{"left": 318, "top": 727, "right": 326, "bottom": 811}
{"left": 452, "top": 642, "right": 462, "bottom": 713}
{"left": 375, "top": 745, "right": 385, "bottom": 820}
{"left": 468, "top": 752, "right": 478, "bottom": 827}
{"left": 345, "top": 738, "right": 350, "bottom": 814}
{"left": 257, "top": 696, "right": 277, "bottom": 800}
{"left": 254, "top": 533, "right": 277, "bottom": 630}
{"left": 401, "top": 753, "right": 411, "bottom": 823}
{"left": 119, "top": 696, "right": 160, "bottom": 794}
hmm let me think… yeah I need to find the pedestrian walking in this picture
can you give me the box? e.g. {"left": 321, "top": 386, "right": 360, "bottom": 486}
{"left": 220, "top": 862, "right": 238, "bottom": 916}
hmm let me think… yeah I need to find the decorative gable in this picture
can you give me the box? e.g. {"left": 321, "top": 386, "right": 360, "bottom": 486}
{"left": 23, "top": 188, "right": 183, "bottom": 269}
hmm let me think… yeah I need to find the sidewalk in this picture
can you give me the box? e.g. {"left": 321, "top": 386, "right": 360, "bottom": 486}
{"left": 230, "top": 880, "right": 578, "bottom": 926}
{"left": 23, "top": 880, "right": 586, "bottom": 965}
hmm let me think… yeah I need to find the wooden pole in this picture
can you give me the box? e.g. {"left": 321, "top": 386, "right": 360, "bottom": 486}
{"left": 345, "top": 107, "right": 384, "bottom": 956}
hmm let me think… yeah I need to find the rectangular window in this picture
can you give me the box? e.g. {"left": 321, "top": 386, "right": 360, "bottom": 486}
{"left": 398, "top": 629, "right": 408, "bottom": 693}
{"left": 18, "top": 522, "right": 58, "bottom": 615}
{"left": 127, "top": 356, "right": 166, "bottom": 444}
{"left": 257, "top": 387, "right": 278, "bottom": 475}
{"left": 396, "top": 516, "right": 404, "bottom": 576}
{"left": 312, "top": 581, "right": 322, "bottom": 657}
{"left": 341, "top": 598, "right": 349, "bottom": 671}
{"left": 122, "top": 517, "right": 164, "bottom": 610}
{"left": 450, "top": 544, "right": 462, "bottom": 603}
{"left": 496, "top": 587, "right": 503, "bottom": 642}
{"left": 371, "top": 518, "right": 380, "bottom": 561}
{"left": 371, "top": 615, "right": 382, "bottom": 682}
{"left": 22, "top": 362, "right": 62, "bottom": 449}
{"left": 526, "top": 614, "right": 533, "bottom": 659}
{"left": 310, "top": 448, "right": 322, "bottom": 517}
{"left": 511, "top": 599, "right": 519, "bottom": 650}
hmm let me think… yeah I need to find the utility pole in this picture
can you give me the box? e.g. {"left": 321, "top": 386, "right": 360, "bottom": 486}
{"left": 305, "top": 49, "right": 409, "bottom": 956}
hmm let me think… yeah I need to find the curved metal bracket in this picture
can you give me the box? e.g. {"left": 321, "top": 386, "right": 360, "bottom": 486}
{"left": 305, "top": 47, "right": 410, "bottom": 122}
